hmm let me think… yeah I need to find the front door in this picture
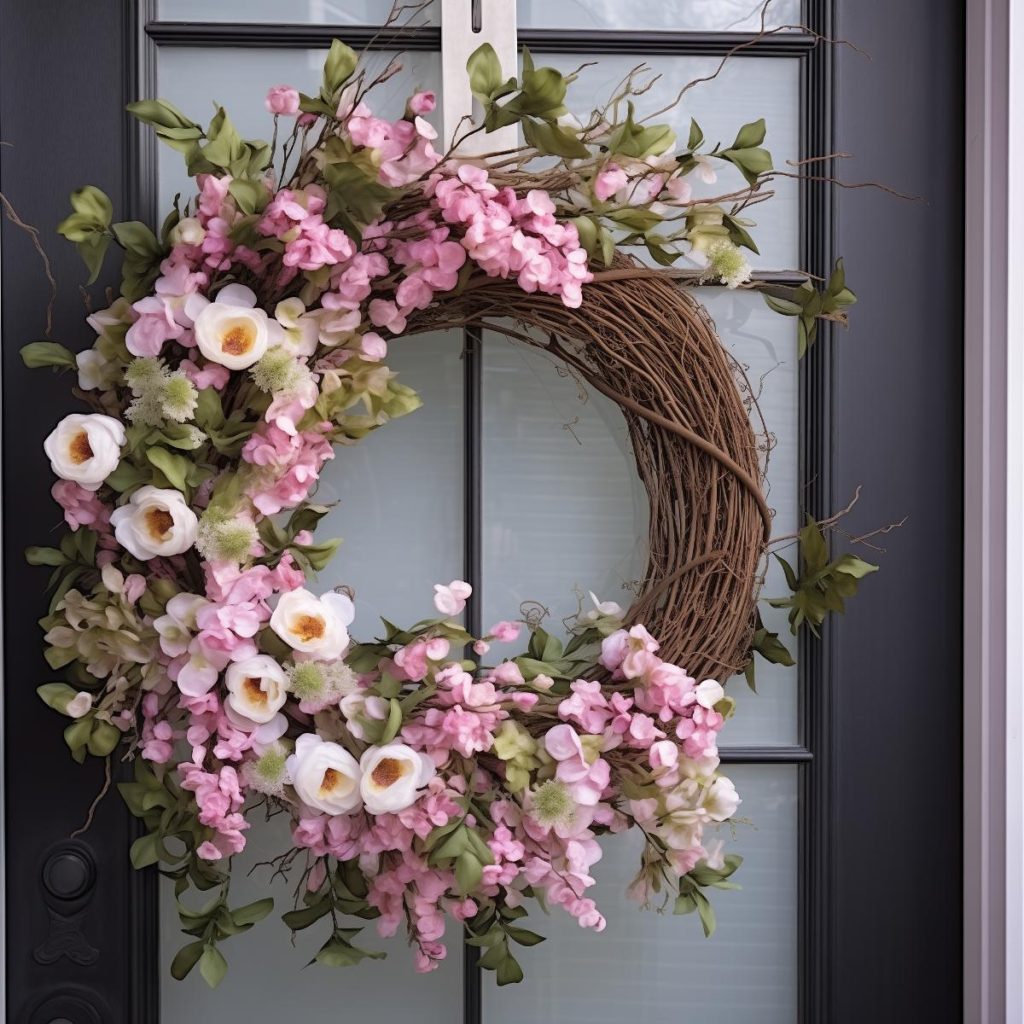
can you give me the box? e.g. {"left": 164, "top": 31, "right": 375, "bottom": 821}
{"left": 1, "top": 2, "right": 964, "bottom": 1022}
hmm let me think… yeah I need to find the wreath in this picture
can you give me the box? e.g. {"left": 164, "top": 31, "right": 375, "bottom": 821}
{"left": 23, "top": 36, "right": 871, "bottom": 987}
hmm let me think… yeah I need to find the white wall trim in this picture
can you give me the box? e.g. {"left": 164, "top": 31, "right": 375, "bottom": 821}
{"left": 963, "top": 0, "right": 1023, "bottom": 1018}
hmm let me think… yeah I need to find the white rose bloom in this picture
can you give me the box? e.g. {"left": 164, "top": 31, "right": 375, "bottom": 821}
{"left": 359, "top": 742, "right": 435, "bottom": 815}
{"left": 695, "top": 679, "right": 725, "bottom": 709}
{"left": 703, "top": 776, "right": 741, "bottom": 821}
{"left": 66, "top": 691, "right": 93, "bottom": 719}
{"left": 43, "top": 413, "right": 125, "bottom": 490}
{"left": 288, "top": 733, "right": 362, "bottom": 815}
{"left": 270, "top": 588, "right": 354, "bottom": 660}
{"left": 225, "top": 655, "right": 288, "bottom": 724}
{"left": 190, "top": 284, "right": 275, "bottom": 370}
{"left": 110, "top": 485, "right": 199, "bottom": 560}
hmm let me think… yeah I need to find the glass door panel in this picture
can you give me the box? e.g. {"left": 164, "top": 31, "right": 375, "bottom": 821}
{"left": 483, "top": 765, "right": 800, "bottom": 1024}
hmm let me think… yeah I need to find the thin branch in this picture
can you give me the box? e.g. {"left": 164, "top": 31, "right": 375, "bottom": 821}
{"left": 0, "top": 190, "right": 58, "bottom": 336}
{"left": 70, "top": 756, "right": 113, "bottom": 838}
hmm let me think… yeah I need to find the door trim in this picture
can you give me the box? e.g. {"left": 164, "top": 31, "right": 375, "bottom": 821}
{"left": 964, "top": 0, "right": 1024, "bottom": 1019}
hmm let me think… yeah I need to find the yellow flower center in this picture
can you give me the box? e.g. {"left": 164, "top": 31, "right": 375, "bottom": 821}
{"left": 68, "top": 429, "right": 94, "bottom": 465}
{"left": 292, "top": 614, "right": 325, "bottom": 643}
{"left": 371, "top": 757, "right": 408, "bottom": 789}
{"left": 220, "top": 320, "right": 257, "bottom": 357}
{"left": 320, "top": 767, "right": 348, "bottom": 795}
{"left": 242, "top": 676, "right": 268, "bottom": 707}
{"left": 145, "top": 507, "right": 174, "bottom": 540}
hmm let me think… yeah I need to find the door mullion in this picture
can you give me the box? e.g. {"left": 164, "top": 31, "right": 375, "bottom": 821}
{"left": 462, "top": 326, "right": 484, "bottom": 1024}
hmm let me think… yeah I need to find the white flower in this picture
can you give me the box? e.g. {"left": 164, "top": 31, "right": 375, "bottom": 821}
{"left": 110, "top": 485, "right": 199, "bottom": 560}
{"left": 692, "top": 153, "right": 718, "bottom": 184}
{"left": 702, "top": 838, "right": 727, "bottom": 871}
{"left": 288, "top": 733, "right": 362, "bottom": 815}
{"left": 274, "top": 297, "right": 319, "bottom": 357}
{"left": 704, "top": 776, "right": 741, "bottom": 821}
{"left": 66, "top": 691, "right": 93, "bottom": 719}
{"left": 153, "top": 593, "right": 209, "bottom": 657}
{"left": 695, "top": 679, "right": 725, "bottom": 709}
{"left": 43, "top": 413, "right": 125, "bottom": 490}
{"left": 76, "top": 349, "right": 119, "bottom": 391}
{"left": 225, "top": 655, "right": 289, "bottom": 724}
{"left": 580, "top": 591, "right": 624, "bottom": 623}
{"left": 170, "top": 216, "right": 206, "bottom": 246}
{"left": 270, "top": 588, "right": 354, "bottom": 659}
{"left": 433, "top": 579, "right": 472, "bottom": 616}
{"left": 189, "top": 284, "right": 275, "bottom": 370}
{"left": 359, "top": 743, "right": 435, "bottom": 814}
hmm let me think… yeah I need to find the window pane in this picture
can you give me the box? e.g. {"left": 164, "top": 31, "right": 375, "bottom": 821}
{"left": 554, "top": 54, "right": 800, "bottom": 271}
{"left": 160, "top": 813, "right": 463, "bottom": 1024}
{"left": 480, "top": 293, "right": 799, "bottom": 745}
{"left": 483, "top": 764, "right": 800, "bottom": 1024}
{"left": 155, "top": 48, "right": 442, "bottom": 208}
{"left": 696, "top": 288, "right": 799, "bottom": 746}
{"left": 479, "top": 331, "right": 648, "bottom": 648}
{"left": 156, "top": 0, "right": 439, "bottom": 24}
{"left": 517, "top": 0, "right": 801, "bottom": 31}
{"left": 316, "top": 332, "right": 465, "bottom": 632}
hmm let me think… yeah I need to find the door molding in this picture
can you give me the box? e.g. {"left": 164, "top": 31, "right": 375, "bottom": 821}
{"left": 964, "top": 0, "right": 1024, "bottom": 1020}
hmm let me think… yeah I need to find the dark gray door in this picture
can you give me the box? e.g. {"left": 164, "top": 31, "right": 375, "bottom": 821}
{"left": 1, "top": 2, "right": 963, "bottom": 1022}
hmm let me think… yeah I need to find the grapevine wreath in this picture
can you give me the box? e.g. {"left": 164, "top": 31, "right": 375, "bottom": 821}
{"left": 24, "top": 36, "right": 871, "bottom": 987}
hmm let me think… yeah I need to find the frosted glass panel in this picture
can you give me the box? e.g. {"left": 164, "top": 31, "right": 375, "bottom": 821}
{"left": 157, "top": 0, "right": 439, "bottom": 24}
{"left": 518, "top": 0, "right": 801, "bottom": 30}
{"left": 160, "top": 814, "right": 462, "bottom": 1024}
{"left": 555, "top": 55, "right": 800, "bottom": 270}
{"left": 484, "top": 765, "right": 799, "bottom": 1024}
{"left": 479, "top": 333, "right": 648, "bottom": 649}
{"left": 156, "top": 48, "right": 442, "bottom": 208}
{"left": 698, "top": 288, "right": 799, "bottom": 745}
{"left": 316, "top": 333, "right": 464, "bottom": 635}
{"left": 480, "top": 298, "right": 799, "bottom": 744}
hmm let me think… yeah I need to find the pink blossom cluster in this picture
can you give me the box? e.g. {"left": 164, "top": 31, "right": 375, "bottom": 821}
{"left": 241, "top": 423, "right": 335, "bottom": 515}
{"left": 258, "top": 185, "right": 355, "bottom": 282}
{"left": 427, "top": 164, "right": 593, "bottom": 308}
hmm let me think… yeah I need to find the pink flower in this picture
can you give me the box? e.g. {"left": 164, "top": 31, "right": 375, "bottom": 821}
{"left": 266, "top": 85, "right": 300, "bottom": 115}
{"left": 408, "top": 91, "right": 436, "bottom": 115}
{"left": 488, "top": 620, "right": 521, "bottom": 643}
{"left": 594, "top": 163, "right": 628, "bottom": 201}
{"left": 433, "top": 579, "right": 472, "bottom": 616}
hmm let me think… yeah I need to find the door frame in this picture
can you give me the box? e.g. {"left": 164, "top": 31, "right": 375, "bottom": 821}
{"left": 0, "top": 1, "right": 972, "bottom": 1021}
{"left": 964, "top": 0, "right": 1024, "bottom": 1020}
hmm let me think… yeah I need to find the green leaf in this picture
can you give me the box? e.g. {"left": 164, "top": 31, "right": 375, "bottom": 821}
{"left": 69, "top": 185, "right": 113, "bottom": 226}
{"left": 455, "top": 851, "right": 483, "bottom": 895}
{"left": 799, "top": 516, "right": 829, "bottom": 573}
{"left": 20, "top": 341, "right": 77, "bottom": 370}
{"left": 130, "top": 832, "right": 160, "bottom": 869}
{"left": 762, "top": 295, "right": 804, "bottom": 316}
{"left": 231, "top": 897, "right": 274, "bottom": 926}
{"left": 146, "top": 446, "right": 190, "bottom": 492}
{"left": 282, "top": 901, "right": 332, "bottom": 931}
{"left": 687, "top": 117, "right": 704, "bottom": 150}
{"left": 468, "top": 42, "right": 504, "bottom": 99}
{"left": 732, "top": 118, "right": 767, "bottom": 149}
{"left": 831, "top": 553, "right": 879, "bottom": 579}
{"left": 199, "top": 944, "right": 228, "bottom": 988}
{"left": 26, "top": 546, "right": 69, "bottom": 567}
{"left": 495, "top": 951, "right": 524, "bottom": 985}
{"left": 322, "top": 39, "right": 359, "bottom": 97}
{"left": 37, "top": 682, "right": 80, "bottom": 713}
{"left": 170, "top": 940, "right": 206, "bottom": 981}
{"left": 88, "top": 721, "right": 122, "bottom": 757}
{"left": 504, "top": 925, "right": 545, "bottom": 946}
{"left": 521, "top": 118, "right": 589, "bottom": 159}
{"left": 693, "top": 889, "right": 717, "bottom": 937}
{"left": 380, "top": 697, "right": 403, "bottom": 744}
